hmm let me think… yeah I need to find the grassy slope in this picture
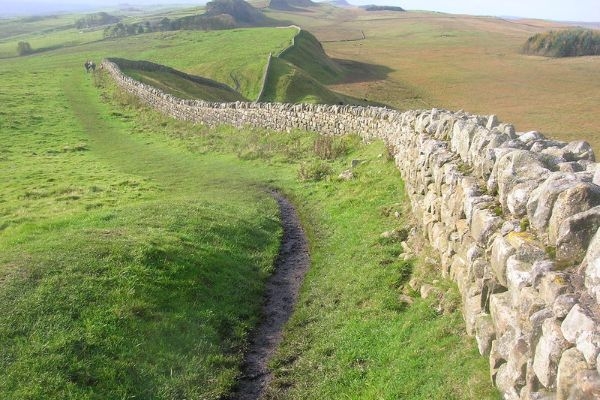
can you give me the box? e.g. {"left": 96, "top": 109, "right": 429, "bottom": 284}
{"left": 269, "top": 6, "right": 600, "bottom": 151}
{"left": 260, "top": 56, "right": 348, "bottom": 104}
{"left": 0, "top": 49, "right": 282, "bottom": 399}
{"left": 261, "top": 28, "right": 376, "bottom": 105}
{"left": 0, "top": 18, "right": 499, "bottom": 400}
{"left": 278, "top": 29, "right": 344, "bottom": 85}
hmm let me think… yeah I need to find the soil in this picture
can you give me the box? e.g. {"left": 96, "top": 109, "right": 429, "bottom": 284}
{"left": 227, "top": 191, "right": 310, "bottom": 400}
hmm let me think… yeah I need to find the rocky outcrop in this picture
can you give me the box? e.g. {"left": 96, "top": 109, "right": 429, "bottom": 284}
{"left": 103, "top": 59, "right": 600, "bottom": 400}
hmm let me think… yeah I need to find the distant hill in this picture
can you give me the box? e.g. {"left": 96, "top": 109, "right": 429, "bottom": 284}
{"left": 327, "top": 0, "right": 353, "bottom": 7}
{"left": 203, "top": 0, "right": 267, "bottom": 25}
{"left": 522, "top": 29, "right": 600, "bottom": 57}
{"left": 360, "top": 5, "right": 405, "bottom": 12}
{"left": 268, "top": 0, "right": 316, "bottom": 10}
{"left": 104, "top": 0, "right": 275, "bottom": 38}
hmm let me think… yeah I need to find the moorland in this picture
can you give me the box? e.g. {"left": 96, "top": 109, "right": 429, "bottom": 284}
{"left": 1, "top": 0, "right": 598, "bottom": 398}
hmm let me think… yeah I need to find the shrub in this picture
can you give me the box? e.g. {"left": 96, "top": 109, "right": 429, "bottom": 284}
{"left": 17, "top": 41, "right": 33, "bottom": 56}
{"left": 297, "top": 160, "right": 332, "bottom": 181}
{"left": 313, "top": 135, "right": 350, "bottom": 160}
{"left": 522, "top": 29, "right": 600, "bottom": 57}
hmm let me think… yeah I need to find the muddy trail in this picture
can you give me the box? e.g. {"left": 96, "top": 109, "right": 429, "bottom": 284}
{"left": 227, "top": 191, "right": 310, "bottom": 400}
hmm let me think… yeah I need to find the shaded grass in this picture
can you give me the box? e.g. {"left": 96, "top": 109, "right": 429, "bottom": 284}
{"left": 122, "top": 67, "right": 246, "bottom": 102}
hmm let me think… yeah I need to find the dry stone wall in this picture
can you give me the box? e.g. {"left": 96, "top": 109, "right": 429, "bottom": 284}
{"left": 103, "top": 59, "right": 600, "bottom": 400}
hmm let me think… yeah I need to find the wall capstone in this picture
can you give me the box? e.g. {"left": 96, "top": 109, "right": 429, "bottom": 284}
{"left": 102, "top": 59, "right": 600, "bottom": 399}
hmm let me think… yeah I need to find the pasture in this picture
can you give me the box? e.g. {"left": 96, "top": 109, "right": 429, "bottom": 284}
{"left": 267, "top": 6, "right": 600, "bottom": 151}
{"left": 6, "top": 3, "right": 591, "bottom": 398}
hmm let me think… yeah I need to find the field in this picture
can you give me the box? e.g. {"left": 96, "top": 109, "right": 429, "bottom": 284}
{"left": 266, "top": 6, "right": 600, "bottom": 151}
{"left": 0, "top": 37, "right": 499, "bottom": 398}
{"left": 5, "top": 3, "right": 597, "bottom": 398}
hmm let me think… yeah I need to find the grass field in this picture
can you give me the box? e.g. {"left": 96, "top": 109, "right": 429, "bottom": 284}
{"left": 0, "top": 16, "right": 499, "bottom": 398}
{"left": 1, "top": 26, "right": 297, "bottom": 100}
{"left": 267, "top": 5, "right": 600, "bottom": 151}
{"left": 1, "top": 47, "right": 285, "bottom": 399}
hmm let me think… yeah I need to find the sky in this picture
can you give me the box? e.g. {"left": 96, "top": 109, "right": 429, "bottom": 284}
{"left": 1, "top": 0, "right": 599, "bottom": 22}
{"left": 345, "top": 0, "right": 600, "bottom": 22}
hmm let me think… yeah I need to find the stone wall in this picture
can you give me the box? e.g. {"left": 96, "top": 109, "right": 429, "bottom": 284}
{"left": 103, "top": 59, "right": 600, "bottom": 400}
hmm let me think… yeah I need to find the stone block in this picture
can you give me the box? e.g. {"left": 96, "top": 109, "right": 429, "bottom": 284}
{"left": 476, "top": 313, "right": 496, "bottom": 356}
{"left": 451, "top": 119, "right": 477, "bottom": 162}
{"left": 561, "top": 304, "right": 596, "bottom": 344}
{"left": 548, "top": 183, "right": 600, "bottom": 243}
{"left": 490, "top": 234, "right": 517, "bottom": 286}
{"left": 508, "top": 180, "right": 541, "bottom": 218}
{"left": 568, "top": 369, "right": 600, "bottom": 399}
{"left": 490, "top": 149, "right": 550, "bottom": 211}
{"left": 462, "top": 287, "right": 482, "bottom": 334}
{"left": 527, "top": 172, "right": 580, "bottom": 237}
{"left": 556, "top": 207, "right": 600, "bottom": 265}
{"left": 519, "top": 287, "right": 546, "bottom": 328}
{"left": 552, "top": 294, "right": 578, "bottom": 320}
{"left": 490, "top": 291, "right": 517, "bottom": 336}
{"left": 563, "top": 140, "right": 595, "bottom": 162}
{"left": 496, "top": 363, "right": 521, "bottom": 400}
{"left": 537, "top": 272, "right": 570, "bottom": 306}
{"left": 584, "top": 228, "right": 600, "bottom": 302}
{"left": 576, "top": 331, "right": 600, "bottom": 368}
{"left": 556, "top": 348, "right": 588, "bottom": 400}
{"left": 464, "top": 194, "right": 495, "bottom": 225}
{"left": 531, "top": 260, "right": 556, "bottom": 288}
{"left": 490, "top": 328, "right": 520, "bottom": 383}
{"left": 470, "top": 207, "right": 503, "bottom": 245}
{"left": 533, "top": 318, "right": 570, "bottom": 389}
{"left": 507, "top": 255, "right": 534, "bottom": 304}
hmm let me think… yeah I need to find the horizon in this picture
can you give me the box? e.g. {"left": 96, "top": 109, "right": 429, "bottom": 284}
{"left": 0, "top": 0, "right": 599, "bottom": 23}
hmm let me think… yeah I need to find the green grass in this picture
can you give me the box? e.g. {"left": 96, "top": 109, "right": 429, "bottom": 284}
{"left": 278, "top": 29, "right": 344, "bottom": 85}
{"left": 1, "top": 27, "right": 297, "bottom": 101}
{"left": 260, "top": 57, "right": 346, "bottom": 104}
{"left": 97, "top": 82, "right": 498, "bottom": 399}
{"left": 0, "top": 14, "right": 499, "bottom": 399}
{"left": 0, "top": 47, "right": 283, "bottom": 399}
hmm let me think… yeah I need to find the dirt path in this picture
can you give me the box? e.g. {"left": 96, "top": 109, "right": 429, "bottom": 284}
{"left": 228, "top": 191, "right": 310, "bottom": 400}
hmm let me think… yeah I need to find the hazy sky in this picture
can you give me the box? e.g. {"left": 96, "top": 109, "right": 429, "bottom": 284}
{"left": 1, "top": 0, "right": 599, "bottom": 22}
{"left": 347, "top": 0, "right": 600, "bottom": 22}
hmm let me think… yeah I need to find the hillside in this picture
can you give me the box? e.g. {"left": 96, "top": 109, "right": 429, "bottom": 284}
{"left": 278, "top": 29, "right": 344, "bottom": 85}
{"left": 104, "top": 0, "right": 277, "bottom": 38}
{"left": 203, "top": 0, "right": 268, "bottom": 25}
{"left": 522, "top": 28, "right": 600, "bottom": 57}
{"left": 258, "top": 28, "right": 381, "bottom": 104}
{"left": 260, "top": 56, "right": 369, "bottom": 104}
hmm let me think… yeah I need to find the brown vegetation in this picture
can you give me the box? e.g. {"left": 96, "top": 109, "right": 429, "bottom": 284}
{"left": 266, "top": 5, "right": 600, "bottom": 152}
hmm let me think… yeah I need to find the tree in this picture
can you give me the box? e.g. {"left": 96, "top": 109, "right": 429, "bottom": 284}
{"left": 17, "top": 41, "right": 33, "bottom": 56}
